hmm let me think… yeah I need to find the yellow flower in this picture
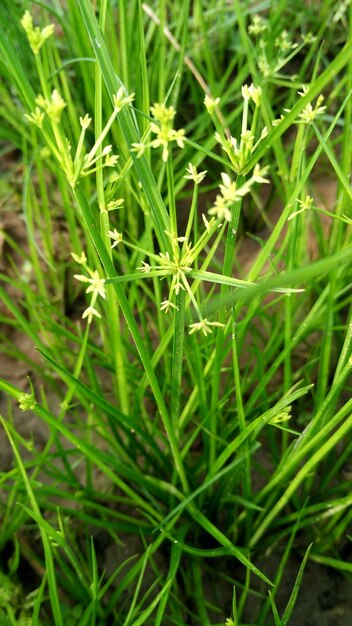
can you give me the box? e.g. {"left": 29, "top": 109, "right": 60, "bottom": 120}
{"left": 82, "top": 306, "right": 102, "bottom": 324}
{"left": 189, "top": 319, "right": 225, "bottom": 336}
{"left": 107, "top": 229, "right": 123, "bottom": 248}
{"left": 24, "top": 107, "right": 45, "bottom": 128}
{"left": 36, "top": 89, "right": 66, "bottom": 124}
{"left": 184, "top": 163, "right": 207, "bottom": 184}
{"left": 71, "top": 251, "right": 87, "bottom": 265}
{"left": 74, "top": 271, "right": 106, "bottom": 299}
{"left": 160, "top": 300, "right": 178, "bottom": 313}
{"left": 113, "top": 86, "right": 135, "bottom": 112}
{"left": 204, "top": 95, "right": 220, "bottom": 115}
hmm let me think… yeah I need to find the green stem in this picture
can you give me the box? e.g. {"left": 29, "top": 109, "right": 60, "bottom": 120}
{"left": 209, "top": 176, "right": 245, "bottom": 468}
{"left": 73, "top": 183, "right": 189, "bottom": 493}
{"left": 167, "top": 154, "right": 177, "bottom": 235}
{"left": 95, "top": 0, "right": 129, "bottom": 414}
{"left": 170, "top": 290, "right": 185, "bottom": 435}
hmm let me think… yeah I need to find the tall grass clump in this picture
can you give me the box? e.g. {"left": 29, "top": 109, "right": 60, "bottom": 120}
{"left": 0, "top": 1, "right": 351, "bottom": 624}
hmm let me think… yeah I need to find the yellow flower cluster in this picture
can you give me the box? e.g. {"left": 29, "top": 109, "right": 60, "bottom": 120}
{"left": 21, "top": 10, "right": 54, "bottom": 55}
{"left": 72, "top": 253, "right": 107, "bottom": 324}
{"left": 131, "top": 103, "right": 185, "bottom": 162}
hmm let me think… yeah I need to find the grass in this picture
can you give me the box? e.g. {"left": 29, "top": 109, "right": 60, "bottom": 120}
{"left": 0, "top": 0, "right": 351, "bottom": 624}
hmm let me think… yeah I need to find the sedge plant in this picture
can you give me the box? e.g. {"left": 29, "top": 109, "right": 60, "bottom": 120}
{"left": 0, "top": 1, "right": 351, "bottom": 625}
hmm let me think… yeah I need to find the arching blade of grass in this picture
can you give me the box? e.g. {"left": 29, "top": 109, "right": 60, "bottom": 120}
{"left": 186, "top": 505, "right": 273, "bottom": 586}
{"left": 281, "top": 544, "right": 312, "bottom": 626}
{"left": 203, "top": 244, "right": 352, "bottom": 315}
{"left": 154, "top": 542, "right": 181, "bottom": 626}
{"left": 129, "top": 579, "right": 172, "bottom": 626}
{"left": 269, "top": 592, "right": 283, "bottom": 626}
{"left": 30, "top": 572, "right": 47, "bottom": 626}
{"left": 309, "top": 552, "right": 352, "bottom": 575}
{"left": 156, "top": 444, "right": 260, "bottom": 532}
{"left": 122, "top": 545, "right": 152, "bottom": 626}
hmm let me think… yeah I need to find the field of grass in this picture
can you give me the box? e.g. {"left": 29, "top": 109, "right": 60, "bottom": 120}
{"left": 0, "top": 1, "right": 352, "bottom": 624}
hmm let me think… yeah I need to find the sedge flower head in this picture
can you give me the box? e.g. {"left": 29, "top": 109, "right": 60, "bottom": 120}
{"left": 105, "top": 153, "right": 119, "bottom": 167}
{"left": 299, "top": 96, "right": 326, "bottom": 124}
{"left": 248, "top": 14, "right": 267, "bottom": 36}
{"left": 113, "top": 86, "right": 135, "bottom": 112}
{"left": 21, "top": 10, "right": 54, "bottom": 55}
{"left": 130, "top": 142, "right": 146, "bottom": 158}
{"left": 301, "top": 32, "right": 317, "bottom": 44}
{"left": 184, "top": 163, "right": 207, "bottom": 184}
{"left": 202, "top": 214, "right": 217, "bottom": 232}
{"left": 241, "top": 83, "right": 262, "bottom": 106}
{"left": 107, "top": 198, "right": 124, "bottom": 211}
{"left": 36, "top": 89, "right": 66, "bottom": 124}
{"left": 82, "top": 306, "right": 102, "bottom": 324}
{"left": 270, "top": 407, "right": 292, "bottom": 424}
{"left": 208, "top": 166, "right": 269, "bottom": 222}
{"left": 74, "top": 270, "right": 106, "bottom": 299}
{"left": 241, "top": 84, "right": 252, "bottom": 101}
{"left": 80, "top": 114, "right": 92, "bottom": 129}
{"left": 189, "top": 319, "right": 225, "bottom": 336}
{"left": 160, "top": 300, "right": 178, "bottom": 313}
{"left": 130, "top": 103, "right": 185, "bottom": 162}
{"left": 252, "top": 164, "right": 269, "bottom": 184}
{"left": 151, "top": 103, "right": 175, "bottom": 124}
{"left": 275, "top": 30, "right": 297, "bottom": 52}
{"left": 18, "top": 392, "right": 36, "bottom": 411}
{"left": 288, "top": 195, "right": 314, "bottom": 221}
{"left": 298, "top": 86, "right": 326, "bottom": 124}
{"left": 150, "top": 103, "right": 185, "bottom": 162}
{"left": 71, "top": 251, "right": 87, "bottom": 265}
{"left": 24, "top": 107, "right": 45, "bottom": 129}
{"left": 107, "top": 229, "right": 123, "bottom": 248}
{"left": 137, "top": 261, "right": 151, "bottom": 273}
{"left": 204, "top": 95, "right": 220, "bottom": 115}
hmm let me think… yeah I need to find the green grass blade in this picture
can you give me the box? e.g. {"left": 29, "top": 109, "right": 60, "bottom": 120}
{"left": 281, "top": 543, "right": 313, "bottom": 626}
{"left": 76, "top": 0, "right": 171, "bottom": 253}
{"left": 0, "top": 417, "right": 64, "bottom": 626}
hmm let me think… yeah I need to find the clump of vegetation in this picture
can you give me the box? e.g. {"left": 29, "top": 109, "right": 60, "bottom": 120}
{"left": 0, "top": 1, "right": 351, "bottom": 624}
